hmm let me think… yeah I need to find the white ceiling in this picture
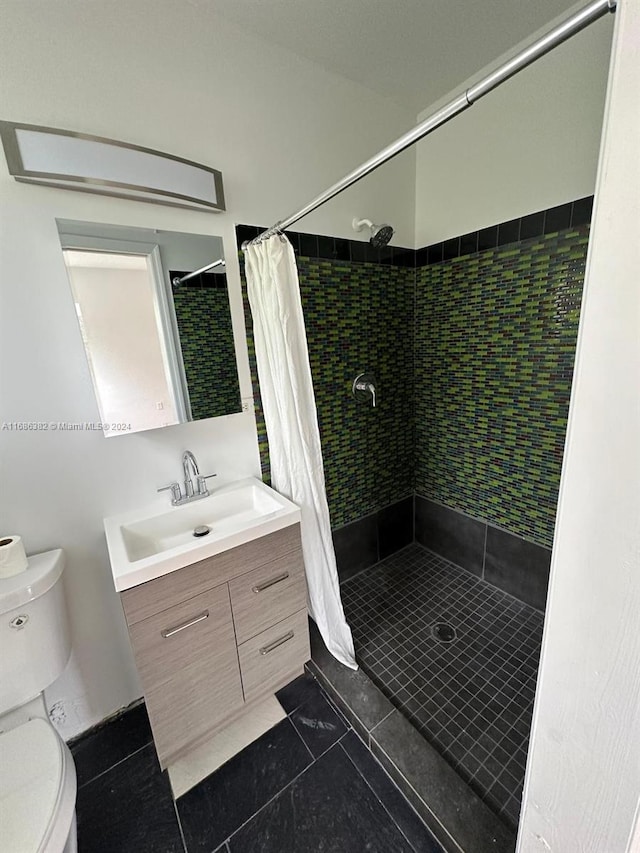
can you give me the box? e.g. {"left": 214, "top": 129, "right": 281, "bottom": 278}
{"left": 209, "top": 0, "right": 582, "bottom": 111}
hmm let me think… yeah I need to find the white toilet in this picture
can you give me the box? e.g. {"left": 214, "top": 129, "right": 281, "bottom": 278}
{"left": 0, "top": 549, "right": 78, "bottom": 852}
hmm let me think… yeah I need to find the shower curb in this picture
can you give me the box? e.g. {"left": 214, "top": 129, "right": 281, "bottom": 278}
{"left": 307, "top": 623, "right": 516, "bottom": 853}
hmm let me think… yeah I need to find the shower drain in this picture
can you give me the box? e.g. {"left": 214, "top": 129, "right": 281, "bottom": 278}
{"left": 431, "top": 622, "right": 457, "bottom": 643}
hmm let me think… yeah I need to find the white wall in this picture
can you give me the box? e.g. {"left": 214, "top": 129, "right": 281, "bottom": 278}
{"left": 414, "top": 6, "right": 614, "bottom": 246}
{"left": 0, "top": 0, "right": 416, "bottom": 738}
{"left": 517, "top": 0, "right": 640, "bottom": 849}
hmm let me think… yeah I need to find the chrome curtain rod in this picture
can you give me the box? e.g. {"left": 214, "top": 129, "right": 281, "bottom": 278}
{"left": 244, "top": 0, "right": 616, "bottom": 248}
{"left": 172, "top": 258, "right": 225, "bottom": 287}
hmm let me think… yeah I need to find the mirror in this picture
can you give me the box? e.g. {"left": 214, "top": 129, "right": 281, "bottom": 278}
{"left": 57, "top": 220, "right": 241, "bottom": 437}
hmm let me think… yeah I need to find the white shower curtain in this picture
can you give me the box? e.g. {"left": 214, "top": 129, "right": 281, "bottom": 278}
{"left": 244, "top": 234, "right": 357, "bottom": 670}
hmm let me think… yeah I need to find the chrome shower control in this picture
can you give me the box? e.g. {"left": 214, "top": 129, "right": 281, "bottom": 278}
{"left": 352, "top": 372, "right": 377, "bottom": 407}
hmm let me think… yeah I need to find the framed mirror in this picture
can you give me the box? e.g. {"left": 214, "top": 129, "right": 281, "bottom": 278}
{"left": 57, "top": 220, "right": 241, "bottom": 437}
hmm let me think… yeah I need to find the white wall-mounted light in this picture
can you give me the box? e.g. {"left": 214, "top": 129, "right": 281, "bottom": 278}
{"left": 0, "top": 121, "right": 225, "bottom": 212}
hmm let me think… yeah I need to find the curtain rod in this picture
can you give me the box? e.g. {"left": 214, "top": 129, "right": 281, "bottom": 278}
{"left": 172, "top": 258, "right": 225, "bottom": 287}
{"left": 243, "top": 0, "right": 616, "bottom": 248}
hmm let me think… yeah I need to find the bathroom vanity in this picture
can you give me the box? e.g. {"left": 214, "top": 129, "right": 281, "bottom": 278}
{"left": 104, "top": 478, "right": 310, "bottom": 768}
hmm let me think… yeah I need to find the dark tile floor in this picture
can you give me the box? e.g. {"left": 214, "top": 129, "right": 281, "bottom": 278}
{"left": 73, "top": 673, "right": 443, "bottom": 853}
{"left": 341, "top": 544, "right": 544, "bottom": 830}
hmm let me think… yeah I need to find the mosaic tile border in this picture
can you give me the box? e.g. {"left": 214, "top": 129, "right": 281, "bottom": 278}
{"left": 236, "top": 224, "right": 415, "bottom": 267}
{"left": 416, "top": 196, "right": 593, "bottom": 265}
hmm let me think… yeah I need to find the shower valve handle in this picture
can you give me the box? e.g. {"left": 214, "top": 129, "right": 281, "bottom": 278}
{"left": 353, "top": 374, "right": 377, "bottom": 408}
{"left": 365, "top": 383, "right": 376, "bottom": 408}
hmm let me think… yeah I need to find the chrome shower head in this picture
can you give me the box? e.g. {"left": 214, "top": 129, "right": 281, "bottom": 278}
{"left": 352, "top": 217, "right": 394, "bottom": 247}
{"left": 370, "top": 223, "right": 394, "bottom": 247}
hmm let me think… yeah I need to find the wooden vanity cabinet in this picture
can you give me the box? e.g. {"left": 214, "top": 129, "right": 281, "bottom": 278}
{"left": 119, "top": 523, "right": 310, "bottom": 767}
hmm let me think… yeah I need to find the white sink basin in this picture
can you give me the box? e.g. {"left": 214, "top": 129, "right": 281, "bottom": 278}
{"left": 104, "top": 477, "right": 301, "bottom": 591}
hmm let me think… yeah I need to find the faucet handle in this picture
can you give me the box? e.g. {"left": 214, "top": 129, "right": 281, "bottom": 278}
{"left": 158, "top": 482, "right": 182, "bottom": 504}
{"left": 196, "top": 474, "right": 217, "bottom": 495}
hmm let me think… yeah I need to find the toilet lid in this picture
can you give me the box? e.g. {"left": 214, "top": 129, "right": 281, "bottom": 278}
{"left": 0, "top": 719, "right": 63, "bottom": 852}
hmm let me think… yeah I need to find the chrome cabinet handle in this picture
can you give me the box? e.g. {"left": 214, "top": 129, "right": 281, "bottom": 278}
{"left": 259, "top": 630, "right": 294, "bottom": 655}
{"left": 252, "top": 572, "right": 289, "bottom": 593}
{"left": 161, "top": 610, "right": 209, "bottom": 638}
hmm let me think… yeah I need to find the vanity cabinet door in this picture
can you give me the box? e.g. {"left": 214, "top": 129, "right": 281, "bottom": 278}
{"left": 128, "top": 584, "right": 243, "bottom": 766}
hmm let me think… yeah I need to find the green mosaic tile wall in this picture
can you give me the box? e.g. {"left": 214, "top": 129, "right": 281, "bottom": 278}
{"left": 415, "top": 226, "right": 589, "bottom": 547}
{"left": 241, "top": 255, "right": 415, "bottom": 528}
{"left": 173, "top": 283, "right": 241, "bottom": 420}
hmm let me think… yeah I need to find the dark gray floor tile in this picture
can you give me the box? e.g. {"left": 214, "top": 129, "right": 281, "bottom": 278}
{"left": 378, "top": 497, "right": 414, "bottom": 559}
{"left": 415, "top": 496, "right": 485, "bottom": 575}
{"left": 276, "top": 672, "right": 322, "bottom": 714}
{"left": 371, "top": 712, "right": 516, "bottom": 853}
{"left": 333, "top": 514, "right": 378, "bottom": 582}
{"left": 76, "top": 744, "right": 184, "bottom": 853}
{"left": 228, "top": 744, "right": 415, "bottom": 853}
{"left": 341, "top": 731, "right": 444, "bottom": 853}
{"left": 177, "top": 718, "right": 312, "bottom": 852}
{"left": 70, "top": 702, "right": 152, "bottom": 788}
{"left": 484, "top": 526, "right": 551, "bottom": 610}
{"left": 290, "top": 688, "right": 348, "bottom": 757}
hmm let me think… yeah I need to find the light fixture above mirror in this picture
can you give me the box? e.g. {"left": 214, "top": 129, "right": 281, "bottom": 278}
{"left": 0, "top": 121, "right": 225, "bottom": 212}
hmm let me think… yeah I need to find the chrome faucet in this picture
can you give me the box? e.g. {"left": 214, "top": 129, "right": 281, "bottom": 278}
{"left": 182, "top": 450, "right": 199, "bottom": 498}
{"left": 158, "top": 450, "right": 216, "bottom": 506}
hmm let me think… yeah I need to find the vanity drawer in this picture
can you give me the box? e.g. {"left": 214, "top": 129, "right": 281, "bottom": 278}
{"left": 120, "top": 523, "right": 302, "bottom": 625}
{"left": 229, "top": 549, "right": 307, "bottom": 644}
{"left": 128, "top": 585, "right": 237, "bottom": 692}
{"left": 238, "top": 609, "right": 310, "bottom": 703}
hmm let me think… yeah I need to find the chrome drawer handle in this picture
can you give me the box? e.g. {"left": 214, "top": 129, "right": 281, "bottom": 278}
{"left": 259, "top": 630, "right": 294, "bottom": 655}
{"left": 161, "top": 610, "right": 209, "bottom": 638}
{"left": 252, "top": 572, "right": 289, "bottom": 593}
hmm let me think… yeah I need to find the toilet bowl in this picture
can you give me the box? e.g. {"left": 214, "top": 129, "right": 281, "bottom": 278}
{"left": 0, "top": 549, "right": 78, "bottom": 852}
{"left": 0, "top": 719, "right": 77, "bottom": 852}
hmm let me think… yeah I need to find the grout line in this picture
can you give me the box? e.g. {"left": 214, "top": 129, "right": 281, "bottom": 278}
{"left": 317, "top": 682, "right": 355, "bottom": 732}
{"left": 370, "top": 707, "right": 396, "bottom": 735}
{"left": 223, "top": 741, "right": 340, "bottom": 848}
{"left": 171, "top": 787, "right": 189, "bottom": 853}
{"left": 77, "top": 740, "right": 153, "bottom": 790}
{"left": 338, "top": 737, "right": 436, "bottom": 853}
{"left": 368, "top": 735, "right": 466, "bottom": 853}
{"left": 288, "top": 716, "right": 317, "bottom": 763}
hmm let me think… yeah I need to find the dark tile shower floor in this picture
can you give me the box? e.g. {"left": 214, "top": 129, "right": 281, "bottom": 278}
{"left": 341, "top": 543, "right": 544, "bottom": 830}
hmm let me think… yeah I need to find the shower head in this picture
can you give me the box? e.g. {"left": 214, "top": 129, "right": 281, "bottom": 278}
{"left": 352, "top": 217, "right": 394, "bottom": 247}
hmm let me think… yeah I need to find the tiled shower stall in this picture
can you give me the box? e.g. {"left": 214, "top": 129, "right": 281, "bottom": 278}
{"left": 237, "top": 197, "right": 590, "bottom": 833}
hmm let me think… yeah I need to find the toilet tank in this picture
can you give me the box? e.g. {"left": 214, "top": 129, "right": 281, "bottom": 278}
{"left": 0, "top": 549, "right": 71, "bottom": 714}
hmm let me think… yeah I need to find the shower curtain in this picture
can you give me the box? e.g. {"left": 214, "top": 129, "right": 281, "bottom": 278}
{"left": 244, "top": 234, "right": 357, "bottom": 670}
